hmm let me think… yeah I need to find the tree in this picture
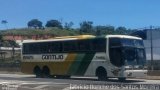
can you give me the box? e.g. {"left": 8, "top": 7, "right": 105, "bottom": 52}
{"left": 116, "top": 26, "right": 127, "bottom": 34}
{"left": 105, "top": 25, "right": 115, "bottom": 34}
{"left": 27, "top": 19, "right": 43, "bottom": 29}
{"left": 0, "top": 34, "right": 3, "bottom": 42}
{"left": 79, "top": 21, "right": 93, "bottom": 34}
{"left": 64, "top": 22, "right": 74, "bottom": 30}
{"left": 45, "top": 20, "right": 63, "bottom": 29}
{"left": 95, "top": 25, "right": 115, "bottom": 35}
{"left": 1, "top": 20, "right": 8, "bottom": 29}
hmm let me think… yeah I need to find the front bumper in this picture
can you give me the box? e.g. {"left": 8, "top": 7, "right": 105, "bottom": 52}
{"left": 124, "top": 70, "right": 147, "bottom": 78}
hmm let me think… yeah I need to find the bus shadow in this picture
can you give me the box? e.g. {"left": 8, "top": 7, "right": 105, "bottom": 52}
{"left": 23, "top": 75, "right": 146, "bottom": 83}
{"left": 0, "top": 75, "right": 145, "bottom": 84}
{"left": 63, "top": 77, "right": 146, "bottom": 83}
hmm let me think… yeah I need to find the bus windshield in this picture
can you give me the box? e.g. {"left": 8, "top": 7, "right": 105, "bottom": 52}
{"left": 121, "top": 38, "right": 144, "bottom": 48}
{"left": 109, "top": 38, "right": 146, "bottom": 67}
{"left": 123, "top": 47, "right": 146, "bottom": 65}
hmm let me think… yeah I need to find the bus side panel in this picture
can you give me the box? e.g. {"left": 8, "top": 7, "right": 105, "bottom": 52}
{"left": 21, "top": 53, "right": 96, "bottom": 76}
{"left": 84, "top": 52, "right": 120, "bottom": 77}
{"left": 21, "top": 62, "right": 35, "bottom": 74}
{"left": 69, "top": 53, "right": 95, "bottom": 76}
{"left": 21, "top": 53, "right": 77, "bottom": 75}
{"left": 84, "top": 52, "right": 107, "bottom": 76}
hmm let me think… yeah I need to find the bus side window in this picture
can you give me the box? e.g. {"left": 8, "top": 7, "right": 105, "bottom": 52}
{"left": 63, "top": 40, "right": 78, "bottom": 52}
{"left": 109, "top": 38, "right": 121, "bottom": 47}
{"left": 23, "top": 44, "right": 29, "bottom": 54}
{"left": 63, "top": 41, "right": 70, "bottom": 52}
{"left": 78, "top": 40, "right": 91, "bottom": 52}
{"left": 48, "top": 42, "right": 52, "bottom": 53}
{"left": 29, "top": 43, "right": 39, "bottom": 54}
{"left": 40, "top": 42, "right": 48, "bottom": 53}
{"left": 69, "top": 41, "right": 78, "bottom": 52}
{"left": 91, "top": 38, "right": 106, "bottom": 52}
{"left": 50, "top": 42, "right": 62, "bottom": 53}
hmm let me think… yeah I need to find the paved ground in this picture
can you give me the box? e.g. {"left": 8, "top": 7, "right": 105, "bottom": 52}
{"left": 0, "top": 74, "right": 160, "bottom": 90}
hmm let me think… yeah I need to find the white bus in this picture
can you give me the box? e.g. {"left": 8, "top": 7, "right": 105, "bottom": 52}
{"left": 21, "top": 35, "right": 147, "bottom": 81}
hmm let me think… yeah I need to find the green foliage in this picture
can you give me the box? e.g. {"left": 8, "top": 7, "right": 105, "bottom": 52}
{"left": 45, "top": 20, "right": 63, "bottom": 29}
{"left": 64, "top": 22, "right": 74, "bottom": 30}
{"left": 0, "top": 27, "right": 79, "bottom": 36}
{"left": 80, "top": 21, "right": 94, "bottom": 34}
{"left": 0, "top": 34, "right": 3, "bottom": 41}
{"left": 116, "top": 26, "right": 127, "bottom": 34}
{"left": 1, "top": 40, "right": 19, "bottom": 47}
{"left": 95, "top": 25, "right": 115, "bottom": 36}
{"left": 0, "top": 20, "right": 138, "bottom": 40}
{"left": 27, "top": 19, "right": 43, "bottom": 29}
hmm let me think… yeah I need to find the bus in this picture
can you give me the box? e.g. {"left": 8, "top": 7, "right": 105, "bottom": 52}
{"left": 21, "top": 35, "right": 147, "bottom": 81}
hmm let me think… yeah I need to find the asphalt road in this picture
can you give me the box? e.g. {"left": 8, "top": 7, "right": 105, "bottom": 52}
{"left": 0, "top": 74, "right": 160, "bottom": 90}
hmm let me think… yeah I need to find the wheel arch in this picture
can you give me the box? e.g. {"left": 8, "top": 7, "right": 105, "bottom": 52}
{"left": 95, "top": 66, "right": 107, "bottom": 76}
{"left": 42, "top": 66, "right": 50, "bottom": 73}
{"left": 33, "top": 65, "right": 41, "bottom": 74}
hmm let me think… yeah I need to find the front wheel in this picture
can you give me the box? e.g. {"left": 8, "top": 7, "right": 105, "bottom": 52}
{"left": 96, "top": 67, "right": 107, "bottom": 81}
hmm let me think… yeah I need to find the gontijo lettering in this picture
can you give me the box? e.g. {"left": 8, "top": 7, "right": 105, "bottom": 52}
{"left": 42, "top": 54, "right": 63, "bottom": 60}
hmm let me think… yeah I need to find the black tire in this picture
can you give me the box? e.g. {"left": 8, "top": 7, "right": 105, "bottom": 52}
{"left": 96, "top": 67, "right": 107, "bottom": 81}
{"left": 34, "top": 66, "right": 42, "bottom": 78}
{"left": 118, "top": 77, "right": 126, "bottom": 82}
{"left": 42, "top": 66, "right": 50, "bottom": 78}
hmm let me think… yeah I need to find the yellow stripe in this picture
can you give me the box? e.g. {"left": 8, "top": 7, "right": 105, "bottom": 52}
{"left": 21, "top": 54, "right": 77, "bottom": 75}
{"left": 49, "top": 53, "right": 77, "bottom": 75}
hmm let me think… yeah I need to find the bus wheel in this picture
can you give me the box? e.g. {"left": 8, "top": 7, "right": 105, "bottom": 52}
{"left": 34, "top": 66, "right": 42, "bottom": 78}
{"left": 118, "top": 77, "right": 126, "bottom": 82}
{"left": 42, "top": 66, "right": 50, "bottom": 78}
{"left": 96, "top": 67, "right": 107, "bottom": 81}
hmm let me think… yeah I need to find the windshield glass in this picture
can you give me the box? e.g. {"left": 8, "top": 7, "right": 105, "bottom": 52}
{"left": 109, "top": 38, "right": 146, "bottom": 67}
{"left": 123, "top": 47, "right": 146, "bottom": 65}
{"left": 121, "top": 38, "right": 144, "bottom": 47}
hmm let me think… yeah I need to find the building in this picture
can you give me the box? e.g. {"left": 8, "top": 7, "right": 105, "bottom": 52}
{"left": 131, "top": 29, "right": 160, "bottom": 70}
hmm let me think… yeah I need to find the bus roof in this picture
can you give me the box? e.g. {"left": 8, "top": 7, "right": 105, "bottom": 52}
{"left": 106, "top": 35, "right": 142, "bottom": 40}
{"left": 22, "top": 35, "right": 96, "bottom": 43}
{"left": 22, "top": 35, "right": 142, "bottom": 43}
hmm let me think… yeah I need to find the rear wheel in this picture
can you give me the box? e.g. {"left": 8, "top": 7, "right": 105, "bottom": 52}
{"left": 96, "top": 67, "right": 107, "bottom": 81}
{"left": 42, "top": 66, "right": 50, "bottom": 78}
{"left": 34, "top": 66, "right": 42, "bottom": 78}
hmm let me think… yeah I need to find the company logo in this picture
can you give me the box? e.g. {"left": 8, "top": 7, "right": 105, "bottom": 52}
{"left": 96, "top": 56, "right": 105, "bottom": 60}
{"left": 42, "top": 54, "right": 64, "bottom": 60}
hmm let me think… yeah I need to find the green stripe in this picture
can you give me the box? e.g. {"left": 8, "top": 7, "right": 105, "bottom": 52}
{"left": 75, "top": 53, "right": 95, "bottom": 75}
{"left": 67, "top": 54, "right": 85, "bottom": 75}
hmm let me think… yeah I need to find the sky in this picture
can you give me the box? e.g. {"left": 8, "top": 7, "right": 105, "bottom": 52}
{"left": 0, "top": 0, "right": 160, "bottom": 30}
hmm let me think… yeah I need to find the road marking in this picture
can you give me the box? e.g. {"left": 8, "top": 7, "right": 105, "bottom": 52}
{"left": 33, "top": 85, "right": 49, "bottom": 89}
{"left": 62, "top": 87, "right": 70, "bottom": 90}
